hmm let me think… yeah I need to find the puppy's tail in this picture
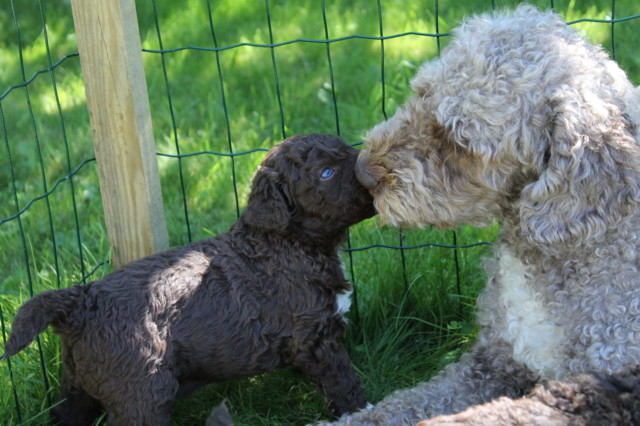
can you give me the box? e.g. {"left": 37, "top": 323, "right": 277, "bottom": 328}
{"left": 2, "top": 286, "right": 84, "bottom": 358}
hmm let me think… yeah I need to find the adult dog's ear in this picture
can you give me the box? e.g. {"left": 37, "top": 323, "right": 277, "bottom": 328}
{"left": 519, "top": 87, "right": 640, "bottom": 247}
{"left": 242, "top": 166, "right": 294, "bottom": 231}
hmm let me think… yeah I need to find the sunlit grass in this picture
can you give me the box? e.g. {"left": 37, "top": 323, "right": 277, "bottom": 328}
{"left": 1, "top": 0, "right": 639, "bottom": 424}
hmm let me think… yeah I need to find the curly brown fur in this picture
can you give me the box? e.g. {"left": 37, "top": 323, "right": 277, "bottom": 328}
{"left": 3, "top": 134, "right": 375, "bottom": 426}
{"left": 418, "top": 368, "right": 640, "bottom": 425}
{"left": 324, "top": 4, "right": 640, "bottom": 425}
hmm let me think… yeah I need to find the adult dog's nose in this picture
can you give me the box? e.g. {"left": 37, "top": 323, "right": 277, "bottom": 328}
{"left": 355, "top": 154, "right": 379, "bottom": 192}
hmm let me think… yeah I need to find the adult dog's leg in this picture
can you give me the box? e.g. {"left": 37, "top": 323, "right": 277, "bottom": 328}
{"left": 324, "top": 340, "right": 537, "bottom": 425}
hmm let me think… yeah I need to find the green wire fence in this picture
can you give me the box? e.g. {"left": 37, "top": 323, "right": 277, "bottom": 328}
{"left": 1, "top": 0, "right": 639, "bottom": 422}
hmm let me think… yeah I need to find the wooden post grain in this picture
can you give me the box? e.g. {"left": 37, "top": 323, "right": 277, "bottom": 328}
{"left": 71, "top": 0, "right": 169, "bottom": 268}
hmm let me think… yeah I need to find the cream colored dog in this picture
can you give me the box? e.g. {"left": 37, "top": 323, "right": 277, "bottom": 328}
{"left": 326, "top": 4, "right": 640, "bottom": 425}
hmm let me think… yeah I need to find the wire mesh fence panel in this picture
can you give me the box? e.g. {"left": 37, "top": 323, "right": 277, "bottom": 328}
{"left": 1, "top": 0, "right": 639, "bottom": 423}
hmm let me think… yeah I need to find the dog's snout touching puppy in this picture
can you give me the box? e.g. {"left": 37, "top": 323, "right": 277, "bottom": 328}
{"left": 2, "top": 133, "right": 374, "bottom": 425}
{"left": 356, "top": 5, "right": 640, "bottom": 234}
{"left": 354, "top": 153, "right": 380, "bottom": 192}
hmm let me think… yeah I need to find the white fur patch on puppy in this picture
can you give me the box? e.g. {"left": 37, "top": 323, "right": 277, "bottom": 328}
{"left": 335, "top": 290, "right": 353, "bottom": 319}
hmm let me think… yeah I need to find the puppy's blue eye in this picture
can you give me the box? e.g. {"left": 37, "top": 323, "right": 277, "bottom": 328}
{"left": 321, "top": 168, "right": 334, "bottom": 180}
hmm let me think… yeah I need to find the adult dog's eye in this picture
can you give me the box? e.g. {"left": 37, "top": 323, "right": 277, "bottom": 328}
{"left": 320, "top": 168, "right": 334, "bottom": 180}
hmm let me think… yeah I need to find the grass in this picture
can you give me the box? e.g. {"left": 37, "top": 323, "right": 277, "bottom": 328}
{"left": 1, "top": 0, "right": 639, "bottom": 424}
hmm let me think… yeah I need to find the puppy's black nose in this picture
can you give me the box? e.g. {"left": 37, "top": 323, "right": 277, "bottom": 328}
{"left": 355, "top": 154, "right": 379, "bottom": 192}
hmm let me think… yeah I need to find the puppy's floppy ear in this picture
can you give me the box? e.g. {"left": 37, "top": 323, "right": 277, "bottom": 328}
{"left": 242, "top": 166, "right": 293, "bottom": 231}
{"left": 519, "top": 87, "right": 640, "bottom": 247}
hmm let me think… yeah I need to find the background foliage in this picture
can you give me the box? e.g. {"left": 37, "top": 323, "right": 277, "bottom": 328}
{"left": 1, "top": 0, "right": 639, "bottom": 424}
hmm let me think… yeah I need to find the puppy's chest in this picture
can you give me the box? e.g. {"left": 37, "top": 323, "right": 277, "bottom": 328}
{"left": 334, "top": 289, "right": 353, "bottom": 318}
{"left": 272, "top": 259, "right": 352, "bottom": 317}
{"left": 494, "top": 247, "right": 567, "bottom": 379}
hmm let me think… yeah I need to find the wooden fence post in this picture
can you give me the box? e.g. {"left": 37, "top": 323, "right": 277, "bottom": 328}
{"left": 70, "top": 0, "right": 169, "bottom": 268}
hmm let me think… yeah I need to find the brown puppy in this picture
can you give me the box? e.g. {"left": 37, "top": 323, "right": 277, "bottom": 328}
{"left": 3, "top": 134, "right": 374, "bottom": 425}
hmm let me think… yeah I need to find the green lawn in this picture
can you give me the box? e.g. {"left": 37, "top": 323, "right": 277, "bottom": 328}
{"left": 1, "top": 0, "right": 638, "bottom": 424}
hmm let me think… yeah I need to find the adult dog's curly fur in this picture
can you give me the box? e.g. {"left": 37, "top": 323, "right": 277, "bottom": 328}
{"left": 418, "top": 368, "right": 640, "bottom": 425}
{"left": 328, "top": 4, "right": 640, "bottom": 425}
{"left": 3, "top": 134, "right": 374, "bottom": 425}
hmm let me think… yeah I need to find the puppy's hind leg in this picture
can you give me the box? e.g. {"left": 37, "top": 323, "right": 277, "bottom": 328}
{"left": 52, "top": 377, "right": 103, "bottom": 426}
{"left": 102, "top": 370, "right": 179, "bottom": 426}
